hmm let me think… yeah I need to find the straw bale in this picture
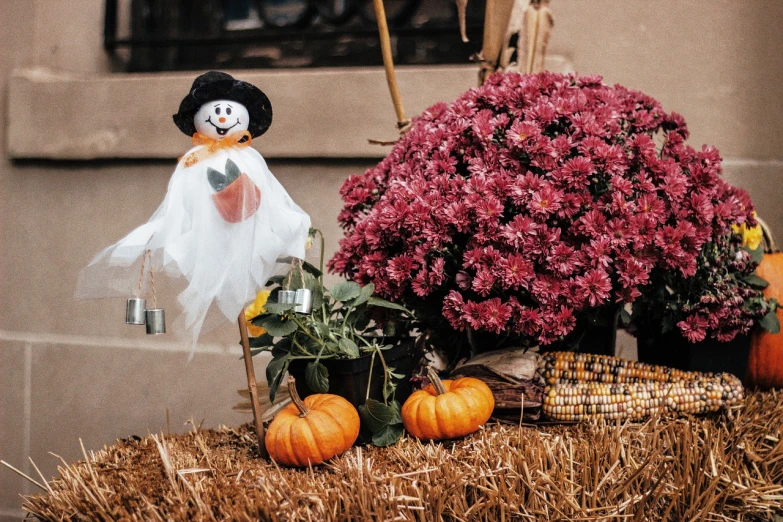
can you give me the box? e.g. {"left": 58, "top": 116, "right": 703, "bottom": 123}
{"left": 20, "top": 391, "right": 783, "bottom": 521}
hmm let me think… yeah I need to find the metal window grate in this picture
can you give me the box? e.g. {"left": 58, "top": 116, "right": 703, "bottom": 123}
{"left": 104, "top": 0, "right": 485, "bottom": 72}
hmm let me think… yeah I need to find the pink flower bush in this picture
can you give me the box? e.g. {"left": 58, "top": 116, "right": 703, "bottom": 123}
{"left": 330, "top": 72, "right": 765, "bottom": 349}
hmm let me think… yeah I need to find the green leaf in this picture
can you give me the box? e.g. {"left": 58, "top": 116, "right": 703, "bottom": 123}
{"left": 742, "top": 274, "right": 770, "bottom": 289}
{"left": 250, "top": 313, "right": 272, "bottom": 327}
{"left": 312, "top": 321, "right": 330, "bottom": 339}
{"left": 305, "top": 362, "right": 330, "bottom": 393}
{"left": 343, "top": 303, "right": 367, "bottom": 329}
{"left": 383, "top": 321, "right": 397, "bottom": 337}
{"left": 331, "top": 281, "right": 362, "bottom": 302}
{"left": 272, "top": 337, "right": 292, "bottom": 357}
{"left": 748, "top": 245, "right": 764, "bottom": 264}
{"left": 619, "top": 308, "right": 632, "bottom": 326}
{"left": 367, "top": 297, "right": 411, "bottom": 314}
{"left": 388, "top": 400, "right": 402, "bottom": 425}
{"left": 760, "top": 309, "right": 781, "bottom": 334}
{"left": 371, "top": 423, "right": 404, "bottom": 447}
{"left": 265, "top": 355, "right": 291, "bottom": 402}
{"left": 338, "top": 337, "right": 360, "bottom": 358}
{"left": 302, "top": 261, "right": 323, "bottom": 278}
{"left": 264, "top": 301, "right": 296, "bottom": 314}
{"left": 352, "top": 283, "right": 375, "bottom": 307}
{"left": 312, "top": 285, "right": 324, "bottom": 310}
{"left": 357, "top": 398, "right": 395, "bottom": 433}
{"left": 383, "top": 380, "right": 397, "bottom": 401}
{"left": 354, "top": 311, "right": 371, "bottom": 332}
{"left": 661, "top": 315, "right": 675, "bottom": 334}
{"left": 358, "top": 400, "right": 403, "bottom": 447}
{"left": 284, "top": 271, "right": 318, "bottom": 291}
{"left": 248, "top": 333, "right": 274, "bottom": 348}
{"left": 258, "top": 315, "right": 299, "bottom": 337}
{"left": 266, "top": 274, "right": 286, "bottom": 286}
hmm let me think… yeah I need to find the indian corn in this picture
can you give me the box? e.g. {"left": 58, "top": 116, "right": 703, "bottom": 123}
{"left": 539, "top": 351, "right": 706, "bottom": 386}
{"left": 538, "top": 352, "right": 744, "bottom": 422}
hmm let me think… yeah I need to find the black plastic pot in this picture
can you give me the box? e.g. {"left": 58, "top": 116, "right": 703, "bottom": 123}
{"left": 636, "top": 327, "right": 750, "bottom": 380}
{"left": 287, "top": 341, "right": 414, "bottom": 409}
{"left": 546, "top": 306, "right": 617, "bottom": 356}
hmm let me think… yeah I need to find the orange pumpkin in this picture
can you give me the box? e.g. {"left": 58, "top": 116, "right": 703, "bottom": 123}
{"left": 401, "top": 367, "right": 495, "bottom": 441}
{"left": 265, "top": 377, "right": 360, "bottom": 467}
{"left": 747, "top": 218, "right": 783, "bottom": 389}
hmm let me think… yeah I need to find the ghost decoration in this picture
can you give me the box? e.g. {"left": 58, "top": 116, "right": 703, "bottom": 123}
{"left": 76, "top": 71, "right": 311, "bottom": 352}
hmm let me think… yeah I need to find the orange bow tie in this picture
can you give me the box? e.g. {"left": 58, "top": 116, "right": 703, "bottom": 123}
{"left": 181, "top": 131, "right": 252, "bottom": 168}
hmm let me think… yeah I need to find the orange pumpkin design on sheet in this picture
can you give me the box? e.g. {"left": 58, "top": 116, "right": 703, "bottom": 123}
{"left": 208, "top": 158, "right": 262, "bottom": 223}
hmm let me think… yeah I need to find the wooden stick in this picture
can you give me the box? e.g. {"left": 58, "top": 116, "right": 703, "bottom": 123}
{"left": 238, "top": 309, "right": 268, "bottom": 458}
{"left": 524, "top": 2, "right": 540, "bottom": 74}
{"left": 372, "top": 0, "right": 411, "bottom": 133}
{"left": 478, "top": 0, "right": 517, "bottom": 85}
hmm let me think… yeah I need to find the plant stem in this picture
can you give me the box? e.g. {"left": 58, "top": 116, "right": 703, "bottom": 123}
{"left": 291, "top": 336, "right": 312, "bottom": 356}
{"left": 376, "top": 346, "right": 390, "bottom": 405}
{"left": 290, "top": 315, "right": 324, "bottom": 346}
{"left": 366, "top": 350, "right": 377, "bottom": 402}
{"left": 356, "top": 335, "right": 374, "bottom": 349}
{"left": 316, "top": 229, "right": 328, "bottom": 323}
{"left": 427, "top": 367, "right": 447, "bottom": 396}
{"left": 340, "top": 306, "right": 354, "bottom": 337}
{"left": 287, "top": 354, "right": 336, "bottom": 360}
{"left": 288, "top": 377, "right": 309, "bottom": 417}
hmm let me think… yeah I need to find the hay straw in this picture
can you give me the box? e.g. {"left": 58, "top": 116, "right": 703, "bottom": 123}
{"left": 19, "top": 391, "right": 783, "bottom": 521}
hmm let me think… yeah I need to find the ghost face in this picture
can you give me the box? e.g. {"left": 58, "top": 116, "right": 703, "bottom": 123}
{"left": 194, "top": 100, "right": 250, "bottom": 140}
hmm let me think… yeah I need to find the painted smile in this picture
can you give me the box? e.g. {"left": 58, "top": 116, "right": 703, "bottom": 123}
{"left": 206, "top": 117, "right": 240, "bottom": 136}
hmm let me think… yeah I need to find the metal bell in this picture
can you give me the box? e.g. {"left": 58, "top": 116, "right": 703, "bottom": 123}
{"left": 278, "top": 290, "right": 297, "bottom": 305}
{"left": 294, "top": 288, "right": 313, "bottom": 314}
{"left": 125, "top": 298, "right": 146, "bottom": 325}
{"left": 145, "top": 308, "right": 166, "bottom": 335}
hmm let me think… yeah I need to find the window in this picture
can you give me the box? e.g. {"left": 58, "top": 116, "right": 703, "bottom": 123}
{"left": 105, "top": 0, "right": 485, "bottom": 72}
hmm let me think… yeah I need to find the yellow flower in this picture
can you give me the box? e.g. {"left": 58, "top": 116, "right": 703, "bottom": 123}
{"left": 245, "top": 290, "right": 271, "bottom": 337}
{"left": 744, "top": 225, "right": 763, "bottom": 250}
{"left": 733, "top": 212, "right": 763, "bottom": 251}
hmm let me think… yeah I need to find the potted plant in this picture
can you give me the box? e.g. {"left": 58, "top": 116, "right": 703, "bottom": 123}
{"left": 630, "top": 214, "right": 779, "bottom": 378}
{"left": 245, "top": 229, "right": 414, "bottom": 446}
{"left": 329, "top": 72, "right": 776, "bottom": 366}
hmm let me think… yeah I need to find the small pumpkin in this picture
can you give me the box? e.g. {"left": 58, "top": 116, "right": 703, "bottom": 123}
{"left": 747, "top": 217, "right": 783, "bottom": 389}
{"left": 401, "top": 367, "right": 494, "bottom": 441}
{"left": 265, "top": 377, "right": 360, "bottom": 467}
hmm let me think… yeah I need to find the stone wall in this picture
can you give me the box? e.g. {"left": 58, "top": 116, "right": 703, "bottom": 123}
{"left": 1, "top": 1, "right": 782, "bottom": 518}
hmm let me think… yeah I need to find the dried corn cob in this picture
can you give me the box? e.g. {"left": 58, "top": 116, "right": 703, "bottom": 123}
{"left": 542, "top": 375, "right": 744, "bottom": 422}
{"left": 538, "top": 351, "right": 707, "bottom": 386}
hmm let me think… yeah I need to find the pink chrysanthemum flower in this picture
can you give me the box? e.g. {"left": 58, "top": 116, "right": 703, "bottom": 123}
{"left": 330, "top": 72, "right": 765, "bottom": 350}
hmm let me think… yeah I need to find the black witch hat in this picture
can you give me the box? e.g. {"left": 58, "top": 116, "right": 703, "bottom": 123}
{"left": 172, "top": 71, "right": 273, "bottom": 138}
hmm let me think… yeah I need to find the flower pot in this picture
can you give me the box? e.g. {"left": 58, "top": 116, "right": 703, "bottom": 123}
{"left": 546, "top": 305, "right": 617, "bottom": 356}
{"left": 575, "top": 319, "right": 617, "bottom": 356}
{"left": 287, "top": 341, "right": 414, "bottom": 409}
{"left": 212, "top": 172, "right": 261, "bottom": 223}
{"left": 636, "top": 327, "right": 750, "bottom": 380}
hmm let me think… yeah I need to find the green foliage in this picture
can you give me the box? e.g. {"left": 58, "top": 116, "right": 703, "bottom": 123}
{"left": 742, "top": 274, "right": 769, "bottom": 289}
{"left": 243, "top": 229, "right": 412, "bottom": 447}
{"left": 331, "top": 281, "right": 361, "bottom": 302}
{"left": 305, "top": 362, "right": 330, "bottom": 394}
{"left": 357, "top": 399, "right": 404, "bottom": 447}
